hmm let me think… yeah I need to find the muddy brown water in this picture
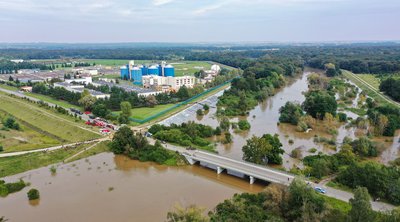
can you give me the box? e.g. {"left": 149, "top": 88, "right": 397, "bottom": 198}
{"left": 0, "top": 153, "right": 264, "bottom": 222}
{"left": 176, "top": 68, "right": 400, "bottom": 168}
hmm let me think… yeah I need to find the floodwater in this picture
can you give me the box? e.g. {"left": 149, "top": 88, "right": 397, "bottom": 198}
{"left": 0, "top": 153, "right": 264, "bottom": 222}
{"left": 162, "top": 68, "right": 400, "bottom": 168}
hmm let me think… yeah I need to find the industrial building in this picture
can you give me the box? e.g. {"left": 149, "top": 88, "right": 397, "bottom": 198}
{"left": 53, "top": 82, "right": 110, "bottom": 99}
{"left": 142, "top": 75, "right": 196, "bottom": 91}
{"left": 92, "top": 80, "right": 161, "bottom": 97}
{"left": 120, "top": 60, "right": 175, "bottom": 84}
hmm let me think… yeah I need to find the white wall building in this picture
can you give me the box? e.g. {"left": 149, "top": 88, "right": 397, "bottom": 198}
{"left": 142, "top": 75, "right": 196, "bottom": 90}
{"left": 65, "top": 76, "right": 92, "bottom": 85}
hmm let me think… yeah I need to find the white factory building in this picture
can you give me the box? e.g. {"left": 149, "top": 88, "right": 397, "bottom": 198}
{"left": 142, "top": 75, "right": 196, "bottom": 91}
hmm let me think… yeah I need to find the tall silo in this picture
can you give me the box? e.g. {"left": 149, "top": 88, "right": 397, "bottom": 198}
{"left": 164, "top": 64, "right": 175, "bottom": 77}
{"left": 120, "top": 65, "right": 129, "bottom": 80}
{"left": 132, "top": 67, "right": 143, "bottom": 85}
{"left": 148, "top": 65, "right": 159, "bottom": 75}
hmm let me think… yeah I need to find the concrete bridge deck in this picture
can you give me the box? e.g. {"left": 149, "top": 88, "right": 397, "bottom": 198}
{"left": 184, "top": 150, "right": 294, "bottom": 185}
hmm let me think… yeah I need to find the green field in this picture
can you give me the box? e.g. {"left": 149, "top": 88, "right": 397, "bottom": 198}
{"left": 66, "top": 141, "right": 110, "bottom": 163}
{"left": 0, "top": 111, "right": 60, "bottom": 152}
{"left": 342, "top": 70, "right": 400, "bottom": 108}
{"left": 114, "top": 104, "right": 176, "bottom": 120}
{"left": 356, "top": 74, "right": 381, "bottom": 90}
{"left": 0, "top": 142, "right": 106, "bottom": 177}
{"left": 0, "top": 93, "right": 100, "bottom": 144}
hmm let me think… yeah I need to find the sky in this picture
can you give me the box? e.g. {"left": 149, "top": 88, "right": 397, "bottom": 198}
{"left": 0, "top": 0, "right": 399, "bottom": 43}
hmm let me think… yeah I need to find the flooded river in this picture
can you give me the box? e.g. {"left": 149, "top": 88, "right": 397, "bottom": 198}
{"left": 161, "top": 68, "right": 400, "bottom": 168}
{"left": 0, "top": 153, "right": 264, "bottom": 222}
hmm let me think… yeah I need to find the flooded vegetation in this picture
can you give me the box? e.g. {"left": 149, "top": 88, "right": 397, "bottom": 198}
{"left": 0, "top": 153, "right": 264, "bottom": 222}
{"left": 162, "top": 68, "right": 400, "bottom": 169}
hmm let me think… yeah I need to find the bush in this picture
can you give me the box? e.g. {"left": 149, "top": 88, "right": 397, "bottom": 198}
{"left": 337, "top": 113, "right": 348, "bottom": 122}
{"left": 27, "top": 189, "right": 40, "bottom": 200}
{"left": 3, "top": 117, "right": 20, "bottom": 130}
{"left": 238, "top": 120, "right": 251, "bottom": 130}
{"left": 203, "top": 104, "right": 210, "bottom": 111}
{"left": 196, "top": 109, "right": 204, "bottom": 116}
{"left": 0, "top": 144, "right": 3, "bottom": 152}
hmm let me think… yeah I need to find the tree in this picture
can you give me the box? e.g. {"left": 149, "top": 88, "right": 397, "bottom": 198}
{"left": 27, "top": 188, "right": 40, "bottom": 200}
{"left": 92, "top": 104, "right": 110, "bottom": 118}
{"left": 302, "top": 90, "right": 337, "bottom": 119}
{"left": 349, "top": 187, "right": 375, "bottom": 222}
{"left": 3, "top": 117, "right": 20, "bottom": 130}
{"left": 351, "top": 137, "right": 377, "bottom": 157}
{"left": 120, "top": 101, "right": 132, "bottom": 118}
{"left": 0, "top": 144, "right": 3, "bottom": 152}
{"left": 166, "top": 204, "right": 209, "bottom": 222}
{"left": 242, "top": 134, "right": 284, "bottom": 165}
{"left": 238, "top": 120, "right": 251, "bottom": 130}
{"left": 176, "top": 85, "right": 190, "bottom": 101}
{"left": 219, "top": 117, "right": 230, "bottom": 131}
{"left": 285, "top": 178, "right": 326, "bottom": 221}
{"left": 196, "top": 109, "right": 204, "bottom": 116}
{"left": 109, "top": 126, "right": 135, "bottom": 154}
{"left": 224, "top": 132, "right": 232, "bottom": 143}
{"left": 279, "top": 102, "right": 304, "bottom": 125}
{"left": 78, "top": 90, "right": 96, "bottom": 111}
{"left": 8, "top": 76, "right": 13, "bottom": 81}
{"left": 146, "top": 95, "right": 158, "bottom": 107}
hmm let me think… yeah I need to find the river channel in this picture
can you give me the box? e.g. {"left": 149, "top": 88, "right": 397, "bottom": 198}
{"left": 0, "top": 153, "right": 264, "bottom": 221}
{"left": 161, "top": 68, "right": 400, "bottom": 168}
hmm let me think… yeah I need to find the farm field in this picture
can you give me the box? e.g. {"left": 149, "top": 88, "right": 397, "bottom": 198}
{"left": 0, "top": 92, "right": 100, "bottom": 143}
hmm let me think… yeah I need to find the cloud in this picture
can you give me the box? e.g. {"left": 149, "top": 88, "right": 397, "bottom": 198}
{"left": 193, "top": 1, "right": 229, "bottom": 15}
{"left": 152, "top": 0, "right": 176, "bottom": 6}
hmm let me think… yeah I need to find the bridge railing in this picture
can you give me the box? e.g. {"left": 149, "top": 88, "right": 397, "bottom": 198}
{"left": 195, "top": 150, "right": 297, "bottom": 178}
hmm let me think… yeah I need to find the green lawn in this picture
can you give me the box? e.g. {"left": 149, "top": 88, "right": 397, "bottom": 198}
{"left": 0, "top": 142, "right": 98, "bottom": 177}
{"left": 0, "top": 113, "right": 60, "bottom": 153}
{"left": 0, "top": 93, "right": 100, "bottom": 143}
{"left": 0, "top": 84, "right": 19, "bottom": 92}
{"left": 115, "top": 104, "right": 176, "bottom": 120}
{"left": 356, "top": 74, "right": 381, "bottom": 90}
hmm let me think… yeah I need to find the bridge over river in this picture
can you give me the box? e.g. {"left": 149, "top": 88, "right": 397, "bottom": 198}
{"left": 183, "top": 150, "right": 294, "bottom": 185}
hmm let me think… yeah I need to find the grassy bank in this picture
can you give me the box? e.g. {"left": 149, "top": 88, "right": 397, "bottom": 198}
{"left": 342, "top": 70, "right": 400, "bottom": 108}
{"left": 0, "top": 92, "right": 100, "bottom": 142}
{"left": 65, "top": 141, "right": 110, "bottom": 163}
{"left": 0, "top": 143, "right": 98, "bottom": 177}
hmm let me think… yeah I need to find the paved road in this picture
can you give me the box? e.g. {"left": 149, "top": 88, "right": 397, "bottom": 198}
{"left": 0, "top": 138, "right": 109, "bottom": 158}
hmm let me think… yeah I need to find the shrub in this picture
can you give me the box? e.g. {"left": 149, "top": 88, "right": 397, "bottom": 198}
{"left": 196, "top": 109, "right": 204, "bottom": 116}
{"left": 308, "top": 148, "right": 318, "bottom": 153}
{"left": 238, "top": 120, "right": 251, "bottom": 130}
{"left": 203, "top": 104, "right": 210, "bottom": 111}
{"left": 50, "top": 166, "right": 57, "bottom": 174}
{"left": 27, "top": 189, "right": 40, "bottom": 200}
{"left": 0, "top": 144, "right": 3, "bottom": 152}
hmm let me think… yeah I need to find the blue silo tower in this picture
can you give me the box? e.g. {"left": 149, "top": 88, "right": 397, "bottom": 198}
{"left": 148, "top": 65, "right": 159, "bottom": 75}
{"left": 140, "top": 65, "right": 148, "bottom": 75}
{"left": 120, "top": 65, "right": 129, "bottom": 80}
{"left": 158, "top": 65, "right": 163, "bottom": 76}
{"left": 132, "top": 67, "right": 143, "bottom": 85}
{"left": 164, "top": 64, "right": 175, "bottom": 77}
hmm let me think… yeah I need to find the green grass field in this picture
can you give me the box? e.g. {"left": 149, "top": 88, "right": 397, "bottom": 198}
{"left": 0, "top": 142, "right": 102, "bottom": 177}
{"left": 114, "top": 104, "right": 176, "bottom": 120}
{"left": 0, "top": 93, "right": 100, "bottom": 143}
{"left": 342, "top": 70, "right": 400, "bottom": 108}
{"left": 0, "top": 84, "right": 19, "bottom": 92}
{"left": 0, "top": 112, "right": 60, "bottom": 153}
{"left": 356, "top": 74, "right": 381, "bottom": 90}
